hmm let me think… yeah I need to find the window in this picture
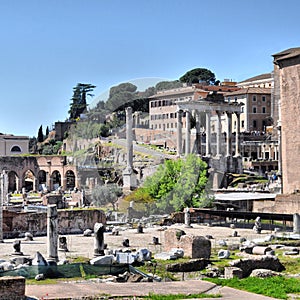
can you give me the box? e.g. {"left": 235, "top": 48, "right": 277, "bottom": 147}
{"left": 262, "top": 96, "right": 266, "bottom": 102}
{"left": 241, "top": 120, "right": 245, "bottom": 128}
{"left": 11, "top": 146, "right": 21, "bottom": 152}
{"left": 252, "top": 95, "right": 256, "bottom": 101}
{"left": 262, "top": 107, "right": 266, "bottom": 113}
{"left": 253, "top": 107, "right": 257, "bottom": 113}
{"left": 253, "top": 120, "right": 257, "bottom": 128}
{"left": 241, "top": 106, "right": 244, "bottom": 113}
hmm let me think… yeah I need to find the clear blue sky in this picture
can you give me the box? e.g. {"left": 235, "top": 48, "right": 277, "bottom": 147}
{"left": 0, "top": 0, "right": 299, "bottom": 137}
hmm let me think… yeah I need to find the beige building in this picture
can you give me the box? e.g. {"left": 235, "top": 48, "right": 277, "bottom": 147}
{"left": 224, "top": 87, "right": 272, "bottom": 133}
{"left": 0, "top": 134, "right": 29, "bottom": 156}
{"left": 237, "top": 73, "right": 273, "bottom": 89}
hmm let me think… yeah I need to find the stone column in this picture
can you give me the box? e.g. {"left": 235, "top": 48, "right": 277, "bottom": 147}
{"left": 177, "top": 109, "right": 183, "bottom": 156}
{"left": 205, "top": 111, "right": 211, "bottom": 156}
{"left": 226, "top": 112, "right": 232, "bottom": 157}
{"left": 123, "top": 107, "right": 137, "bottom": 190}
{"left": 94, "top": 222, "right": 105, "bottom": 256}
{"left": 293, "top": 213, "right": 300, "bottom": 234}
{"left": 185, "top": 110, "right": 191, "bottom": 155}
{"left": 184, "top": 207, "right": 192, "bottom": 228}
{"left": 195, "top": 111, "right": 201, "bottom": 155}
{"left": 216, "top": 110, "right": 222, "bottom": 157}
{"left": 235, "top": 113, "right": 241, "bottom": 156}
{"left": 47, "top": 204, "right": 58, "bottom": 261}
{"left": 126, "top": 107, "right": 133, "bottom": 171}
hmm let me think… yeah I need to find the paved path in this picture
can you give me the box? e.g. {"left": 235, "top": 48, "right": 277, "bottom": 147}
{"left": 26, "top": 279, "right": 277, "bottom": 299}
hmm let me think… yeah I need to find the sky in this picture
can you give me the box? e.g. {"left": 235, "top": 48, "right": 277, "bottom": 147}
{"left": 0, "top": 0, "right": 299, "bottom": 137}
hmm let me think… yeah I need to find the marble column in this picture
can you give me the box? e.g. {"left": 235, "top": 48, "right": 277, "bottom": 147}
{"left": 185, "top": 110, "right": 191, "bottom": 155}
{"left": 216, "top": 110, "right": 222, "bottom": 156}
{"left": 47, "top": 204, "right": 58, "bottom": 261}
{"left": 177, "top": 109, "right": 183, "bottom": 156}
{"left": 226, "top": 112, "right": 232, "bottom": 157}
{"left": 235, "top": 113, "right": 241, "bottom": 156}
{"left": 205, "top": 111, "right": 211, "bottom": 156}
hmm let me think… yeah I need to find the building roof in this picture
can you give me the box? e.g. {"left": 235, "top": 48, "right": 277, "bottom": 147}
{"left": 215, "top": 192, "right": 276, "bottom": 201}
{"left": 224, "top": 87, "right": 271, "bottom": 97}
{"left": 238, "top": 73, "right": 272, "bottom": 84}
{"left": 149, "top": 84, "right": 239, "bottom": 100}
{"left": 0, "top": 134, "right": 29, "bottom": 140}
{"left": 273, "top": 47, "right": 300, "bottom": 63}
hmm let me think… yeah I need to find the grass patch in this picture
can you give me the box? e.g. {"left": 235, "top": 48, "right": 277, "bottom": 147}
{"left": 205, "top": 276, "right": 300, "bottom": 299}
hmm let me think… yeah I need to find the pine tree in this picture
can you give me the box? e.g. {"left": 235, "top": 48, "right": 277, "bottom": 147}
{"left": 45, "top": 126, "right": 49, "bottom": 137}
{"left": 37, "top": 125, "right": 44, "bottom": 143}
{"left": 69, "top": 83, "right": 96, "bottom": 120}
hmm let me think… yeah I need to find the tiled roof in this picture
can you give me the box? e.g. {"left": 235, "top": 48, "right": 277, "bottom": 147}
{"left": 273, "top": 47, "right": 300, "bottom": 63}
{"left": 224, "top": 87, "right": 271, "bottom": 96}
{"left": 239, "top": 73, "right": 272, "bottom": 84}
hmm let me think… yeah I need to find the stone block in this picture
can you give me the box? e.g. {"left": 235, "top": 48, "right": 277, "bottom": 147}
{"left": 0, "top": 276, "right": 26, "bottom": 300}
{"left": 224, "top": 267, "right": 243, "bottom": 279}
{"left": 115, "top": 252, "right": 136, "bottom": 264}
{"left": 90, "top": 255, "right": 114, "bottom": 265}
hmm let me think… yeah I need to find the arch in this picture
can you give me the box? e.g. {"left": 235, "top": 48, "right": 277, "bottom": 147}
{"left": 11, "top": 145, "right": 22, "bottom": 153}
{"left": 65, "top": 170, "right": 75, "bottom": 190}
{"left": 23, "top": 169, "right": 36, "bottom": 192}
{"left": 8, "top": 171, "right": 19, "bottom": 193}
{"left": 52, "top": 170, "right": 61, "bottom": 190}
{"left": 38, "top": 170, "right": 47, "bottom": 191}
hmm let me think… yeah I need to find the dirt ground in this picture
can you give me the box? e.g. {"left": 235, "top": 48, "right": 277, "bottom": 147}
{"left": 0, "top": 223, "right": 275, "bottom": 261}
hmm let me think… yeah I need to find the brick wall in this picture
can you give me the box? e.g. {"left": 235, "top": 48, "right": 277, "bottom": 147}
{"left": 3, "top": 209, "right": 106, "bottom": 238}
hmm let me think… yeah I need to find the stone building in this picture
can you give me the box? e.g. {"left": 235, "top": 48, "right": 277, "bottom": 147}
{"left": 0, "top": 134, "right": 29, "bottom": 156}
{"left": 273, "top": 47, "right": 300, "bottom": 194}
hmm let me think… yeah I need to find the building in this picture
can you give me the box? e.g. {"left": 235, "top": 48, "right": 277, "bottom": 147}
{"left": 224, "top": 87, "right": 272, "bottom": 133}
{"left": 273, "top": 47, "right": 300, "bottom": 194}
{"left": 224, "top": 74, "right": 279, "bottom": 176}
{"left": 237, "top": 73, "right": 273, "bottom": 89}
{"left": 0, "top": 134, "right": 29, "bottom": 156}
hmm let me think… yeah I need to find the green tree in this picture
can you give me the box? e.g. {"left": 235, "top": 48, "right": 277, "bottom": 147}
{"left": 69, "top": 83, "right": 96, "bottom": 120}
{"left": 91, "top": 184, "right": 122, "bottom": 210}
{"left": 179, "top": 68, "right": 216, "bottom": 85}
{"left": 143, "top": 154, "right": 209, "bottom": 213}
{"left": 105, "top": 82, "right": 138, "bottom": 112}
{"left": 155, "top": 80, "right": 183, "bottom": 91}
{"left": 37, "top": 125, "right": 44, "bottom": 143}
{"left": 45, "top": 126, "right": 49, "bottom": 137}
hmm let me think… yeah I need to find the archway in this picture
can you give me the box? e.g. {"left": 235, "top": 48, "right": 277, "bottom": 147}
{"left": 8, "top": 171, "right": 19, "bottom": 193}
{"left": 52, "top": 170, "right": 61, "bottom": 191}
{"left": 38, "top": 170, "right": 47, "bottom": 191}
{"left": 23, "top": 170, "right": 36, "bottom": 192}
{"left": 65, "top": 170, "right": 75, "bottom": 190}
{"left": 11, "top": 145, "right": 22, "bottom": 153}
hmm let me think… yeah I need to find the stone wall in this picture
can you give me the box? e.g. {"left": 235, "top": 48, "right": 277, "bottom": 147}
{"left": 273, "top": 48, "right": 300, "bottom": 194}
{"left": 3, "top": 209, "right": 106, "bottom": 238}
{"left": 0, "top": 276, "right": 25, "bottom": 300}
{"left": 252, "top": 193, "right": 300, "bottom": 215}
